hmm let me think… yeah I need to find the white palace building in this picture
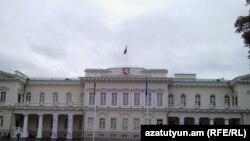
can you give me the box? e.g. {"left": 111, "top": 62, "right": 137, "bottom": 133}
{"left": 0, "top": 67, "right": 250, "bottom": 140}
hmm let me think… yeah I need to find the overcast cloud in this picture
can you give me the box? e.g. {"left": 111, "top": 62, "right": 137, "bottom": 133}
{"left": 0, "top": 0, "right": 249, "bottom": 79}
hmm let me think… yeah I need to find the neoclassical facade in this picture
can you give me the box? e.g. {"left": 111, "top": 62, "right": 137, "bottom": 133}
{"left": 0, "top": 67, "right": 250, "bottom": 141}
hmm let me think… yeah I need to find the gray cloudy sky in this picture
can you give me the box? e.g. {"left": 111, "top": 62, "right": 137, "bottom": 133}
{"left": 0, "top": 0, "right": 249, "bottom": 79}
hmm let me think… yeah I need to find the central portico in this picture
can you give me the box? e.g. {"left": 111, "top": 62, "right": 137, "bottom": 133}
{"left": 80, "top": 67, "right": 169, "bottom": 140}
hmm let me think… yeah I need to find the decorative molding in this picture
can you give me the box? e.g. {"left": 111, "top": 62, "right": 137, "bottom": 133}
{"left": 0, "top": 87, "right": 9, "bottom": 91}
{"left": 110, "top": 88, "right": 120, "bottom": 93}
{"left": 155, "top": 89, "right": 166, "bottom": 93}
{"left": 0, "top": 78, "right": 16, "bottom": 81}
{"left": 172, "top": 82, "right": 228, "bottom": 87}
{"left": 86, "top": 88, "right": 95, "bottom": 93}
{"left": 81, "top": 77, "right": 169, "bottom": 83}
{"left": 133, "top": 89, "right": 141, "bottom": 93}
{"left": 99, "top": 88, "right": 108, "bottom": 93}
{"left": 121, "top": 88, "right": 131, "bottom": 93}
{"left": 86, "top": 88, "right": 167, "bottom": 93}
{"left": 28, "top": 81, "right": 81, "bottom": 86}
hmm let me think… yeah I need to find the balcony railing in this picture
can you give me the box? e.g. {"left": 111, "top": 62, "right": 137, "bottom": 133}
{"left": 12, "top": 102, "right": 84, "bottom": 108}
{"left": 168, "top": 104, "right": 240, "bottom": 110}
{"left": 0, "top": 102, "right": 243, "bottom": 111}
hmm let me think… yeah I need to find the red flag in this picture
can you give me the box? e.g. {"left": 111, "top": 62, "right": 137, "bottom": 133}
{"left": 124, "top": 46, "right": 127, "bottom": 54}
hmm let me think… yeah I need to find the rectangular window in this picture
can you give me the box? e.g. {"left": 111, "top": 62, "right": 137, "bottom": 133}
{"left": 157, "top": 93, "right": 163, "bottom": 107}
{"left": 88, "top": 118, "right": 94, "bottom": 130}
{"left": 39, "top": 93, "right": 45, "bottom": 104}
{"left": 26, "top": 93, "right": 31, "bottom": 102}
{"left": 134, "top": 135, "right": 139, "bottom": 138}
{"left": 134, "top": 93, "right": 140, "bottom": 106}
{"left": 210, "top": 96, "right": 216, "bottom": 107}
{"left": 122, "top": 118, "right": 128, "bottom": 130}
{"left": 0, "top": 92, "right": 6, "bottom": 103}
{"left": 100, "top": 93, "right": 106, "bottom": 106}
{"left": 66, "top": 93, "right": 72, "bottom": 103}
{"left": 111, "top": 118, "right": 117, "bottom": 130}
{"left": 0, "top": 116, "right": 3, "bottom": 127}
{"left": 89, "top": 93, "right": 95, "bottom": 106}
{"left": 157, "top": 119, "right": 163, "bottom": 125}
{"left": 111, "top": 93, "right": 117, "bottom": 106}
{"left": 168, "top": 95, "right": 174, "bottom": 107}
{"left": 122, "top": 134, "right": 127, "bottom": 138}
{"left": 181, "top": 95, "right": 186, "bottom": 107}
{"left": 53, "top": 93, "right": 58, "bottom": 104}
{"left": 99, "top": 118, "right": 105, "bottom": 130}
{"left": 195, "top": 95, "right": 201, "bottom": 107}
{"left": 133, "top": 118, "right": 140, "bottom": 130}
{"left": 123, "top": 93, "right": 129, "bottom": 106}
{"left": 145, "top": 93, "right": 151, "bottom": 107}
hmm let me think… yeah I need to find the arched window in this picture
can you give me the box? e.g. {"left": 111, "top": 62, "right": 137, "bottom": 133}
{"left": 195, "top": 94, "right": 201, "bottom": 107}
{"left": 225, "top": 95, "right": 230, "bottom": 106}
{"left": 180, "top": 94, "right": 186, "bottom": 107}
{"left": 66, "top": 92, "right": 72, "bottom": 103}
{"left": 26, "top": 93, "right": 31, "bottom": 102}
{"left": 53, "top": 92, "right": 58, "bottom": 104}
{"left": 168, "top": 95, "right": 174, "bottom": 107}
{"left": 210, "top": 95, "right": 216, "bottom": 107}
{"left": 39, "top": 92, "right": 45, "bottom": 104}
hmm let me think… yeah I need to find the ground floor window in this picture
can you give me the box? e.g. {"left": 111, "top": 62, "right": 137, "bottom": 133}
{"left": 157, "top": 119, "right": 163, "bottom": 125}
{"left": 88, "top": 118, "right": 94, "bottom": 130}
{"left": 133, "top": 118, "right": 140, "bottom": 130}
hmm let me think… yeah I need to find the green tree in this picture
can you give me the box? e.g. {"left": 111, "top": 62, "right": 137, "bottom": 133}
{"left": 235, "top": 0, "right": 250, "bottom": 59}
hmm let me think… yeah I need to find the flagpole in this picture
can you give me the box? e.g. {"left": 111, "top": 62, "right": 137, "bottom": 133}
{"left": 126, "top": 46, "right": 128, "bottom": 67}
{"left": 93, "top": 80, "right": 96, "bottom": 141}
{"left": 123, "top": 45, "right": 128, "bottom": 67}
{"left": 146, "top": 78, "right": 148, "bottom": 125}
{"left": 146, "top": 95, "right": 148, "bottom": 125}
{"left": 126, "top": 51, "right": 127, "bottom": 67}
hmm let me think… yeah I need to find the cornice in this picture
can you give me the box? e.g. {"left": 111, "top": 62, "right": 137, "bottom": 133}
{"left": 80, "top": 77, "right": 170, "bottom": 83}
{"left": 86, "top": 88, "right": 166, "bottom": 93}
{"left": 1, "top": 106, "right": 250, "bottom": 114}
{"left": 28, "top": 80, "right": 81, "bottom": 86}
{"left": 238, "top": 80, "right": 250, "bottom": 83}
{"left": 0, "top": 78, "right": 17, "bottom": 81}
{"left": 172, "top": 81, "right": 228, "bottom": 87}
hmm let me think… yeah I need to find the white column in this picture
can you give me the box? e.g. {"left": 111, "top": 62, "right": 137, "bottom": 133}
{"left": 224, "top": 118, "right": 229, "bottom": 125}
{"left": 22, "top": 114, "right": 29, "bottom": 137}
{"left": 194, "top": 117, "right": 200, "bottom": 125}
{"left": 67, "top": 114, "right": 73, "bottom": 139}
{"left": 209, "top": 118, "right": 214, "bottom": 125}
{"left": 179, "top": 117, "right": 185, "bottom": 125}
{"left": 51, "top": 114, "right": 58, "bottom": 139}
{"left": 36, "top": 114, "right": 43, "bottom": 138}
